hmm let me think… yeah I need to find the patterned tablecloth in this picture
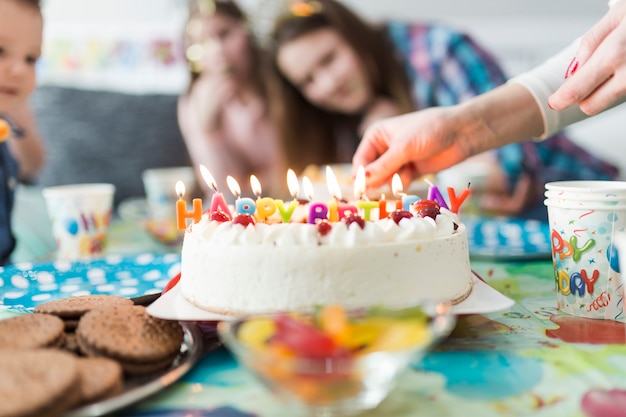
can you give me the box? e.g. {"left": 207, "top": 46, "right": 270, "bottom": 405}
{"left": 2, "top": 238, "right": 626, "bottom": 416}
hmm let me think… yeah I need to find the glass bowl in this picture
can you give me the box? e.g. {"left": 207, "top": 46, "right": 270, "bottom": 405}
{"left": 144, "top": 218, "right": 183, "bottom": 246}
{"left": 217, "top": 301, "right": 456, "bottom": 416}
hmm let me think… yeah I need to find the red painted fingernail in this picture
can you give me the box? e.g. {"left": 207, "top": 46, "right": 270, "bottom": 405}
{"left": 564, "top": 57, "right": 578, "bottom": 79}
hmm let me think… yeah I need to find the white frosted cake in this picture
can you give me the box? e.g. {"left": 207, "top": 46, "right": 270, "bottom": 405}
{"left": 179, "top": 202, "right": 473, "bottom": 315}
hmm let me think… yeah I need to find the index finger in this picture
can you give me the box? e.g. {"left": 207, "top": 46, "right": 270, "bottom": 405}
{"left": 352, "top": 123, "right": 394, "bottom": 175}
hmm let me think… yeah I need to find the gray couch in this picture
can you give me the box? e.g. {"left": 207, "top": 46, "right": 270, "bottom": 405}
{"left": 31, "top": 86, "right": 192, "bottom": 208}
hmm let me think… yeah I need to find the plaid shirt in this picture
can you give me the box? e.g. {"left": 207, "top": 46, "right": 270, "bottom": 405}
{"left": 387, "top": 22, "right": 619, "bottom": 200}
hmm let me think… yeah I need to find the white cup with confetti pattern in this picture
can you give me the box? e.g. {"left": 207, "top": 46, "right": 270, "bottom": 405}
{"left": 544, "top": 181, "right": 626, "bottom": 321}
{"left": 42, "top": 183, "right": 115, "bottom": 261}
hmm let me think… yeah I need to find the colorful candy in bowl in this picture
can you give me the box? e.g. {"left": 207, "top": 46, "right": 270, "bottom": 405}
{"left": 218, "top": 302, "right": 455, "bottom": 416}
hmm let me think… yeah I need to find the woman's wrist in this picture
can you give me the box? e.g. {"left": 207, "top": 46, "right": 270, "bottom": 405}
{"left": 458, "top": 83, "right": 544, "bottom": 156}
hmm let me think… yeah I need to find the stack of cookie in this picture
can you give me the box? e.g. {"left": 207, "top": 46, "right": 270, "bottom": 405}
{"left": 0, "top": 294, "right": 185, "bottom": 417}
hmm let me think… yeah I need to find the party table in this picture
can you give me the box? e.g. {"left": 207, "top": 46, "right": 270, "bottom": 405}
{"left": 2, "top": 217, "right": 626, "bottom": 417}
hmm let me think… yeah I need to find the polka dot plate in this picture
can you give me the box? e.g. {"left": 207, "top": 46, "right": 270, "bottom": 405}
{"left": 0, "top": 253, "right": 181, "bottom": 313}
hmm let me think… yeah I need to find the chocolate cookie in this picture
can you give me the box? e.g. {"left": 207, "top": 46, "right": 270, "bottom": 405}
{"left": 34, "top": 294, "right": 133, "bottom": 320}
{"left": 76, "top": 305, "right": 184, "bottom": 374}
{"left": 0, "top": 349, "right": 81, "bottom": 417}
{"left": 76, "top": 357, "right": 124, "bottom": 404}
{"left": 0, "top": 313, "right": 65, "bottom": 349}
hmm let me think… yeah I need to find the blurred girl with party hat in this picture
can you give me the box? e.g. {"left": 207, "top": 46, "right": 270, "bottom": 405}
{"left": 178, "top": 0, "right": 285, "bottom": 199}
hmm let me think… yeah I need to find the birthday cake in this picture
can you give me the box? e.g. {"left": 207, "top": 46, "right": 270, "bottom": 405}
{"left": 179, "top": 199, "right": 473, "bottom": 315}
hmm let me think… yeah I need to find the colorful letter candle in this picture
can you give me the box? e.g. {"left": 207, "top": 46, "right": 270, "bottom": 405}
{"left": 227, "top": 175, "right": 255, "bottom": 215}
{"left": 251, "top": 174, "right": 276, "bottom": 222}
{"left": 392, "top": 173, "right": 419, "bottom": 211}
{"left": 447, "top": 184, "right": 471, "bottom": 214}
{"left": 426, "top": 179, "right": 449, "bottom": 210}
{"left": 308, "top": 202, "right": 328, "bottom": 224}
{"left": 176, "top": 181, "right": 203, "bottom": 230}
{"left": 378, "top": 194, "right": 393, "bottom": 219}
{"left": 275, "top": 169, "right": 300, "bottom": 222}
{"left": 354, "top": 165, "right": 377, "bottom": 220}
{"left": 200, "top": 164, "right": 231, "bottom": 216}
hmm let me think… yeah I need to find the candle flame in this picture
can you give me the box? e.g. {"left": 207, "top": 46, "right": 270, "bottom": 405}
{"left": 392, "top": 173, "right": 404, "bottom": 197}
{"left": 199, "top": 164, "right": 218, "bottom": 192}
{"left": 175, "top": 180, "right": 185, "bottom": 198}
{"left": 250, "top": 175, "right": 262, "bottom": 197}
{"left": 354, "top": 165, "right": 366, "bottom": 200}
{"left": 226, "top": 175, "right": 241, "bottom": 198}
{"left": 326, "top": 165, "right": 342, "bottom": 200}
{"left": 302, "top": 176, "right": 314, "bottom": 201}
{"left": 287, "top": 169, "right": 299, "bottom": 199}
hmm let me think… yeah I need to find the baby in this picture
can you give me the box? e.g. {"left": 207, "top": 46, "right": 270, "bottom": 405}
{"left": 0, "top": 0, "right": 45, "bottom": 264}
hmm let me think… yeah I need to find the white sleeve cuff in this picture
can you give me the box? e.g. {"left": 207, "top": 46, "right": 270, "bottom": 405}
{"left": 508, "top": 39, "right": 590, "bottom": 139}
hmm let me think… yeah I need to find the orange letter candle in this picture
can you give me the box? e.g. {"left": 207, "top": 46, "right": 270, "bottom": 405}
{"left": 447, "top": 185, "right": 471, "bottom": 214}
{"left": 175, "top": 181, "right": 203, "bottom": 230}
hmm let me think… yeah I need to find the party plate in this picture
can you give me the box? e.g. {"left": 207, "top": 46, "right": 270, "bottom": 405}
{"left": 64, "top": 322, "right": 208, "bottom": 417}
{"left": 464, "top": 217, "right": 552, "bottom": 260}
{"left": 146, "top": 273, "right": 515, "bottom": 321}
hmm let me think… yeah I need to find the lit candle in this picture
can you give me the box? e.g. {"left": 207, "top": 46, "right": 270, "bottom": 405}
{"left": 326, "top": 166, "right": 340, "bottom": 222}
{"left": 275, "top": 169, "right": 299, "bottom": 222}
{"left": 227, "top": 176, "right": 256, "bottom": 215}
{"left": 392, "top": 173, "right": 420, "bottom": 211}
{"left": 354, "top": 165, "right": 377, "bottom": 220}
{"left": 302, "top": 176, "right": 314, "bottom": 201}
{"left": 251, "top": 174, "right": 276, "bottom": 222}
{"left": 305, "top": 175, "right": 329, "bottom": 224}
{"left": 175, "top": 180, "right": 203, "bottom": 230}
{"left": 325, "top": 166, "right": 358, "bottom": 221}
{"left": 200, "top": 164, "right": 231, "bottom": 217}
{"left": 448, "top": 183, "right": 471, "bottom": 214}
{"left": 378, "top": 193, "right": 390, "bottom": 220}
{"left": 425, "top": 178, "right": 449, "bottom": 210}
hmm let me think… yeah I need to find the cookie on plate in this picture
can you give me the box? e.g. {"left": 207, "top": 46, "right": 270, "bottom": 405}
{"left": 34, "top": 294, "right": 134, "bottom": 331}
{"left": 76, "top": 357, "right": 124, "bottom": 405}
{"left": 0, "top": 313, "right": 65, "bottom": 349}
{"left": 76, "top": 305, "right": 184, "bottom": 375}
{"left": 0, "top": 349, "right": 81, "bottom": 417}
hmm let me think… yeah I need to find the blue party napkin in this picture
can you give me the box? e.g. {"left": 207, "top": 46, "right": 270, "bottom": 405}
{"left": 0, "top": 253, "right": 180, "bottom": 313}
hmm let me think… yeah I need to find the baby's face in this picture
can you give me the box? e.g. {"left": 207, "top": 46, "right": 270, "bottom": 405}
{"left": 0, "top": 0, "right": 42, "bottom": 113}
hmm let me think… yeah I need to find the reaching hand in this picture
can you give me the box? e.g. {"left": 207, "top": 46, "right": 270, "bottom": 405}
{"left": 549, "top": 0, "right": 626, "bottom": 115}
{"left": 352, "top": 106, "right": 478, "bottom": 189}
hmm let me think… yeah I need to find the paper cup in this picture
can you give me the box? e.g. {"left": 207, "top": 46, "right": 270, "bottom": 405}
{"left": 42, "top": 183, "right": 115, "bottom": 260}
{"left": 142, "top": 167, "right": 196, "bottom": 222}
{"left": 545, "top": 181, "right": 626, "bottom": 321}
